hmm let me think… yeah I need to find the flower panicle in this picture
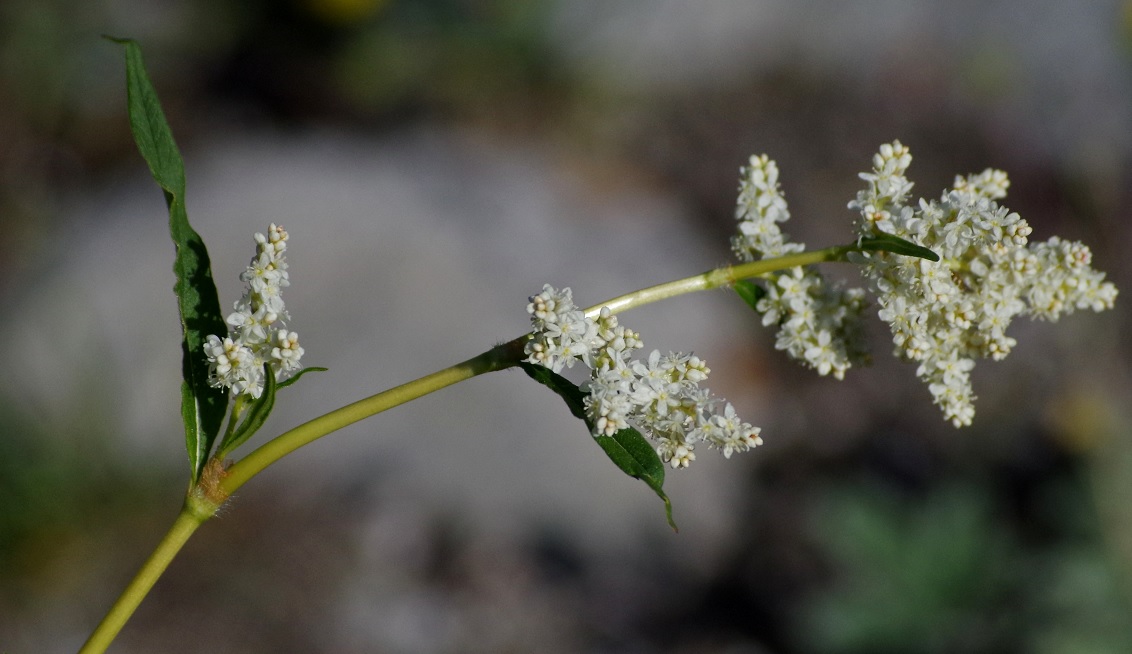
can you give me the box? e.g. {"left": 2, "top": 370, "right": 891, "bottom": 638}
{"left": 730, "top": 141, "right": 1116, "bottom": 427}
{"left": 524, "top": 285, "right": 763, "bottom": 469}
{"left": 204, "top": 223, "right": 305, "bottom": 399}
{"left": 848, "top": 141, "right": 1118, "bottom": 426}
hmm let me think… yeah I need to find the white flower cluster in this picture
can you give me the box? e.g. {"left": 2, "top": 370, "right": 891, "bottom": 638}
{"left": 525, "top": 285, "right": 763, "bottom": 468}
{"left": 730, "top": 143, "right": 1118, "bottom": 427}
{"left": 204, "top": 223, "right": 305, "bottom": 399}
{"left": 848, "top": 141, "right": 1118, "bottom": 426}
{"left": 732, "top": 154, "right": 869, "bottom": 379}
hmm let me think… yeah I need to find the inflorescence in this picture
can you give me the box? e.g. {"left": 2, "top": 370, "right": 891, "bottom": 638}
{"left": 524, "top": 285, "right": 763, "bottom": 468}
{"left": 204, "top": 223, "right": 305, "bottom": 399}
{"left": 734, "top": 141, "right": 1117, "bottom": 427}
{"left": 732, "top": 154, "right": 871, "bottom": 380}
{"left": 848, "top": 141, "right": 1117, "bottom": 425}
{"left": 526, "top": 142, "right": 1118, "bottom": 464}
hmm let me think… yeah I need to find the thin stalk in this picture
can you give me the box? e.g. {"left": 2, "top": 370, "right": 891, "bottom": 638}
{"left": 220, "top": 338, "right": 525, "bottom": 495}
{"left": 78, "top": 500, "right": 210, "bottom": 654}
{"left": 586, "top": 245, "right": 851, "bottom": 317}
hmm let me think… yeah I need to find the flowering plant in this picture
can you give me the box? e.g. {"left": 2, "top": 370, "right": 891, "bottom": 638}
{"left": 78, "top": 40, "right": 1117, "bottom": 653}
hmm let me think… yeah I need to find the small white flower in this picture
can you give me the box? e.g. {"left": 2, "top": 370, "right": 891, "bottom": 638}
{"left": 271, "top": 330, "right": 305, "bottom": 378}
{"left": 656, "top": 438, "right": 696, "bottom": 469}
{"left": 205, "top": 335, "right": 249, "bottom": 385}
{"left": 523, "top": 285, "right": 598, "bottom": 373}
{"left": 582, "top": 368, "right": 635, "bottom": 437}
{"left": 701, "top": 403, "right": 763, "bottom": 458}
{"left": 803, "top": 330, "right": 839, "bottom": 377}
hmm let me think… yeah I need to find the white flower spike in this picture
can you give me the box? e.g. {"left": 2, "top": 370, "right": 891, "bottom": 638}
{"left": 733, "top": 154, "right": 870, "bottom": 380}
{"left": 204, "top": 223, "right": 304, "bottom": 399}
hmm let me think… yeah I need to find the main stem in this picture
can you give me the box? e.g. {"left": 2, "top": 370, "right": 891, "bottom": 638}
{"left": 78, "top": 497, "right": 211, "bottom": 654}
{"left": 79, "top": 244, "right": 851, "bottom": 653}
{"left": 78, "top": 341, "right": 522, "bottom": 654}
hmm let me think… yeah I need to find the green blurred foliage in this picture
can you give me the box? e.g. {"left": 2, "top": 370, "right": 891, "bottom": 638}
{"left": 0, "top": 0, "right": 571, "bottom": 300}
{"left": 803, "top": 485, "right": 1014, "bottom": 653}
{"left": 0, "top": 398, "right": 163, "bottom": 585}
{"left": 801, "top": 479, "right": 1132, "bottom": 654}
{"left": 332, "top": 0, "right": 563, "bottom": 118}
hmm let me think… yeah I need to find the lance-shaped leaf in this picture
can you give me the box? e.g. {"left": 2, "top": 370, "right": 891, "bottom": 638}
{"left": 114, "top": 38, "right": 228, "bottom": 483}
{"left": 519, "top": 362, "right": 676, "bottom": 530}
{"left": 276, "top": 366, "right": 328, "bottom": 389}
{"left": 857, "top": 230, "right": 940, "bottom": 262}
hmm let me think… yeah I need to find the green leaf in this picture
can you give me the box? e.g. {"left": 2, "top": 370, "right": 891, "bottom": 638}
{"left": 276, "top": 366, "right": 328, "bottom": 389}
{"left": 733, "top": 279, "right": 767, "bottom": 312}
{"left": 216, "top": 365, "right": 277, "bottom": 459}
{"left": 518, "top": 361, "right": 588, "bottom": 420}
{"left": 519, "top": 362, "right": 677, "bottom": 530}
{"left": 115, "top": 38, "right": 228, "bottom": 482}
{"left": 857, "top": 231, "right": 940, "bottom": 262}
{"left": 594, "top": 428, "right": 676, "bottom": 530}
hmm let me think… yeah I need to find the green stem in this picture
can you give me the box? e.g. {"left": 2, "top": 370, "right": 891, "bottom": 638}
{"left": 78, "top": 497, "right": 213, "bottom": 654}
{"left": 79, "top": 243, "right": 857, "bottom": 652}
{"left": 585, "top": 245, "right": 851, "bottom": 317}
{"left": 76, "top": 344, "right": 520, "bottom": 654}
{"left": 223, "top": 245, "right": 852, "bottom": 494}
{"left": 220, "top": 338, "right": 524, "bottom": 495}
{"left": 223, "top": 245, "right": 850, "bottom": 493}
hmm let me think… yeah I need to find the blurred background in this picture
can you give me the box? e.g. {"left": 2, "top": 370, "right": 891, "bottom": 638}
{"left": 3, "top": 0, "right": 1132, "bottom": 652}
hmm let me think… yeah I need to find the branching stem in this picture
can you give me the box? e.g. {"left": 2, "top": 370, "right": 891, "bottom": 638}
{"left": 80, "top": 243, "right": 857, "bottom": 653}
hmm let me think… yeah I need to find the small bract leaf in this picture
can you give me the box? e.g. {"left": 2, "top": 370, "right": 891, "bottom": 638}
{"left": 217, "top": 365, "right": 277, "bottom": 459}
{"left": 519, "top": 362, "right": 678, "bottom": 530}
{"left": 858, "top": 231, "right": 940, "bottom": 262}
{"left": 276, "top": 366, "right": 328, "bottom": 389}
{"left": 733, "top": 279, "right": 767, "bottom": 312}
{"left": 595, "top": 429, "right": 677, "bottom": 530}
{"left": 518, "top": 361, "right": 588, "bottom": 420}
{"left": 115, "top": 38, "right": 228, "bottom": 482}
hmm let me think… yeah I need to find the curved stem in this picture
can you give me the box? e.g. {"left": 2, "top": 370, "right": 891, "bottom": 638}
{"left": 220, "top": 338, "right": 525, "bottom": 495}
{"left": 78, "top": 499, "right": 211, "bottom": 654}
{"left": 79, "top": 243, "right": 859, "bottom": 652}
{"left": 77, "top": 342, "right": 524, "bottom": 654}
{"left": 224, "top": 245, "right": 852, "bottom": 494}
